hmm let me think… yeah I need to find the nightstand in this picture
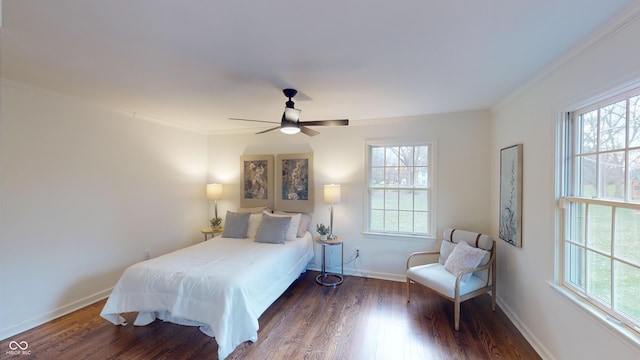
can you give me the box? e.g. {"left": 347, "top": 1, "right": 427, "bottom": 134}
{"left": 315, "top": 236, "right": 344, "bottom": 287}
{"left": 201, "top": 227, "right": 223, "bottom": 241}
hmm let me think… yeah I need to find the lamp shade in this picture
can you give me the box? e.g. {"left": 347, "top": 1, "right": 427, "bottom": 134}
{"left": 323, "top": 184, "right": 341, "bottom": 204}
{"left": 206, "top": 183, "right": 223, "bottom": 200}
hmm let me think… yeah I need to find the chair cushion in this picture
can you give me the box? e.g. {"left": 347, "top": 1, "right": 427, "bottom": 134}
{"left": 438, "top": 240, "right": 457, "bottom": 264}
{"left": 407, "top": 263, "right": 487, "bottom": 299}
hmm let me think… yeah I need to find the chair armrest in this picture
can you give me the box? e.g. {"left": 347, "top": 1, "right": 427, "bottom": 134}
{"left": 406, "top": 250, "right": 440, "bottom": 269}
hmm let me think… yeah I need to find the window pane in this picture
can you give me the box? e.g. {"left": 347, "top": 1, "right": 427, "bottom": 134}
{"left": 614, "top": 207, "right": 640, "bottom": 265}
{"left": 384, "top": 210, "right": 398, "bottom": 231}
{"left": 399, "top": 210, "right": 413, "bottom": 232}
{"left": 399, "top": 190, "right": 413, "bottom": 211}
{"left": 385, "top": 147, "right": 399, "bottom": 166}
{"left": 568, "top": 202, "right": 586, "bottom": 245}
{"left": 385, "top": 189, "right": 398, "bottom": 210}
{"left": 578, "top": 110, "right": 598, "bottom": 154}
{"left": 629, "top": 150, "right": 640, "bottom": 202}
{"left": 371, "top": 189, "right": 384, "bottom": 209}
{"left": 371, "top": 167, "right": 384, "bottom": 186}
{"left": 630, "top": 95, "right": 640, "bottom": 147}
{"left": 371, "top": 147, "right": 385, "bottom": 166}
{"left": 576, "top": 154, "right": 596, "bottom": 197}
{"left": 371, "top": 209, "right": 384, "bottom": 231}
{"left": 599, "top": 151, "right": 625, "bottom": 201}
{"left": 588, "top": 204, "right": 612, "bottom": 254}
{"left": 385, "top": 166, "right": 399, "bottom": 186}
{"left": 599, "top": 100, "right": 627, "bottom": 151}
{"left": 415, "top": 146, "right": 429, "bottom": 166}
{"left": 587, "top": 250, "right": 611, "bottom": 305}
{"left": 565, "top": 243, "right": 585, "bottom": 289}
{"left": 614, "top": 261, "right": 640, "bottom": 323}
{"left": 414, "top": 167, "right": 429, "bottom": 187}
{"left": 399, "top": 146, "right": 414, "bottom": 166}
{"left": 414, "top": 190, "right": 428, "bottom": 211}
{"left": 414, "top": 211, "right": 429, "bottom": 233}
{"left": 399, "top": 166, "right": 413, "bottom": 186}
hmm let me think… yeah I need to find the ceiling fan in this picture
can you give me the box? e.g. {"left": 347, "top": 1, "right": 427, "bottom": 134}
{"left": 229, "top": 89, "right": 349, "bottom": 136}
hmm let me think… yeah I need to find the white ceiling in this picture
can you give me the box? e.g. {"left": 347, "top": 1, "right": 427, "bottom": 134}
{"left": 0, "top": 0, "right": 636, "bottom": 134}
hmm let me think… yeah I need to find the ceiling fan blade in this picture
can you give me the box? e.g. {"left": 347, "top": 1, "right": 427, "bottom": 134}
{"left": 256, "top": 126, "right": 282, "bottom": 134}
{"left": 300, "top": 126, "right": 320, "bottom": 137}
{"left": 299, "top": 119, "right": 349, "bottom": 127}
{"left": 229, "top": 118, "right": 280, "bottom": 125}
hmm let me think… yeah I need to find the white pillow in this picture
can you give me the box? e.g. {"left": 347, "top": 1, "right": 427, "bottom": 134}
{"left": 443, "top": 241, "right": 488, "bottom": 282}
{"left": 264, "top": 211, "right": 301, "bottom": 241}
{"left": 246, "top": 213, "right": 263, "bottom": 238}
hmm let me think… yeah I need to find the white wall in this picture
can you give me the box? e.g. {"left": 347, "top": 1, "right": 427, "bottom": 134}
{"left": 0, "top": 80, "right": 208, "bottom": 339}
{"left": 208, "top": 111, "right": 492, "bottom": 280}
{"left": 490, "top": 5, "right": 640, "bottom": 360}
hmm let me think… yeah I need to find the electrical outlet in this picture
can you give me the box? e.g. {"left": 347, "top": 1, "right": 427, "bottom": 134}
{"left": 144, "top": 249, "right": 150, "bottom": 260}
{"left": 356, "top": 248, "right": 360, "bottom": 258}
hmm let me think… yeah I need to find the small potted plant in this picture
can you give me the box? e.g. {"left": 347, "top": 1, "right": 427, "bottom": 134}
{"left": 316, "top": 223, "right": 331, "bottom": 240}
{"left": 210, "top": 217, "right": 223, "bottom": 230}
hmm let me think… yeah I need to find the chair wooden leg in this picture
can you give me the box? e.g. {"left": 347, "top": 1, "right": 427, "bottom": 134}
{"left": 406, "top": 278, "right": 411, "bottom": 302}
{"left": 491, "top": 289, "right": 496, "bottom": 311}
{"left": 454, "top": 299, "right": 460, "bottom": 331}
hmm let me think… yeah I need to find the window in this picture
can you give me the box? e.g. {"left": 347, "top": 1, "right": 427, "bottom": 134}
{"left": 365, "top": 142, "right": 434, "bottom": 237}
{"left": 559, "top": 88, "right": 640, "bottom": 332}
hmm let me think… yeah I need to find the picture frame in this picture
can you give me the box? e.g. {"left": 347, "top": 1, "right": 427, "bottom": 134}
{"left": 240, "top": 154, "right": 274, "bottom": 209}
{"left": 499, "top": 144, "right": 523, "bottom": 247}
{"left": 276, "top": 153, "right": 314, "bottom": 212}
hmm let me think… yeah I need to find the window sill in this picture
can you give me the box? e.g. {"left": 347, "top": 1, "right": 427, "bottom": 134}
{"left": 547, "top": 281, "right": 640, "bottom": 351}
{"left": 362, "top": 231, "right": 436, "bottom": 243}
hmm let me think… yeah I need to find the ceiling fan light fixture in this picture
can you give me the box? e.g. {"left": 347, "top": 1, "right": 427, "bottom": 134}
{"left": 284, "top": 107, "right": 301, "bottom": 122}
{"left": 280, "top": 124, "right": 300, "bottom": 135}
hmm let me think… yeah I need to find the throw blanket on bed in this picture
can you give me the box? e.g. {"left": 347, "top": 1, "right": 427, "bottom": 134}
{"left": 100, "top": 233, "right": 313, "bottom": 359}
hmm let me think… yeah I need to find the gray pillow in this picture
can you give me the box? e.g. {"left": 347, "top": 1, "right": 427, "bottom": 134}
{"left": 222, "top": 211, "right": 251, "bottom": 238}
{"left": 254, "top": 214, "right": 291, "bottom": 244}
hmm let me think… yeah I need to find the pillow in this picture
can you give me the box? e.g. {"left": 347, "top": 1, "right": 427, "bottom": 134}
{"left": 246, "top": 213, "right": 263, "bottom": 238}
{"left": 254, "top": 214, "right": 291, "bottom": 244}
{"left": 274, "top": 211, "right": 312, "bottom": 237}
{"left": 443, "top": 241, "right": 488, "bottom": 282}
{"left": 265, "top": 211, "right": 301, "bottom": 241}
{"left": 221, "top": 211, "right": 251, "bottom": 238}
{"left": 237, "top": 206, "right": 272, "bottom": 214}
{"left": 297, "top": 213, "right": 312, "bottom": 237}
{"left": 438, "top": 240, "right": 457, "bottom": 265}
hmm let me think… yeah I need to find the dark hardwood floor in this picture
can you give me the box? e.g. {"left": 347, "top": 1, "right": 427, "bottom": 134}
{"left": 2, "top": 271, "right": 540, "bottom": 359}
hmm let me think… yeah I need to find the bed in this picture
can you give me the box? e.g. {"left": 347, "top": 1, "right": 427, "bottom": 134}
{"left": 100, "top": 211, "right": 314, "bottom": 359}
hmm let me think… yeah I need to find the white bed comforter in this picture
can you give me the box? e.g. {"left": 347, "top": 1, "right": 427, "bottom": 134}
{"left": 100, "top": 232, "right": 314, "bottom": 359}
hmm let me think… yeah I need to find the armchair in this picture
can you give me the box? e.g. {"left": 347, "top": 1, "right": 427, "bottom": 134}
{"left": 406, "top": 228, "right": 496, "bottom": 330}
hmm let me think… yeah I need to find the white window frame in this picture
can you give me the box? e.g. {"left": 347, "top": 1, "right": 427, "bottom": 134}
{"left": 557, "top": 87, "right": 640, "bottom": 339}
{"left": 363, "top": 139, "right": 436, "bottom": 240}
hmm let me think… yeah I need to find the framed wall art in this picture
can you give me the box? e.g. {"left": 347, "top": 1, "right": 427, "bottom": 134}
{"left": 499, "top": 144, "right": 523, "bottom": 247}
{"left": 276, "top": 153, "right": 314, "bottom": 212}
{"left": 240, "top": 154, "right": 274, "bottom": 209}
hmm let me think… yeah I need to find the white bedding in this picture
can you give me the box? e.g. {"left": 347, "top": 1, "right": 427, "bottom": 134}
{"left": 100, "top": 232, "right": 314, "bottom": 359}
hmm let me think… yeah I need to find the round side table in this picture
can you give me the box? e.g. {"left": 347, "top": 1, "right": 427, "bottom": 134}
{"left": 315, "top": 236, "right": 344, "bottom": 287}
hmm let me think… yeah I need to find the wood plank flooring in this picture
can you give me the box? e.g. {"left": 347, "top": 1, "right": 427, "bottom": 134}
{"left": 1, "top": 271, "right": 540, "bottom": 359}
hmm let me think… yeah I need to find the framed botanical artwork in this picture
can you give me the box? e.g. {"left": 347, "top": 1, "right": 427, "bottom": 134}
{"left": 499, "top": 144, "right": 523, "bottom": 247}
{"left": 276, "top": 153, "right": 314, "bottom": 212}
{"left": 240, "top": 154, "right": 274, "bottom": 209}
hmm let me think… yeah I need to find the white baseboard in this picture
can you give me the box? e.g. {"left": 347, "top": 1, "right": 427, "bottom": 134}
{"left": 496, "top": 296, "right": 554, "bottom": 360}
{"left": 0, "top": 288, "right": 113, "bottom": 341}
{"left": 306, "top": 264, "right": 406, "bottom": 283}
